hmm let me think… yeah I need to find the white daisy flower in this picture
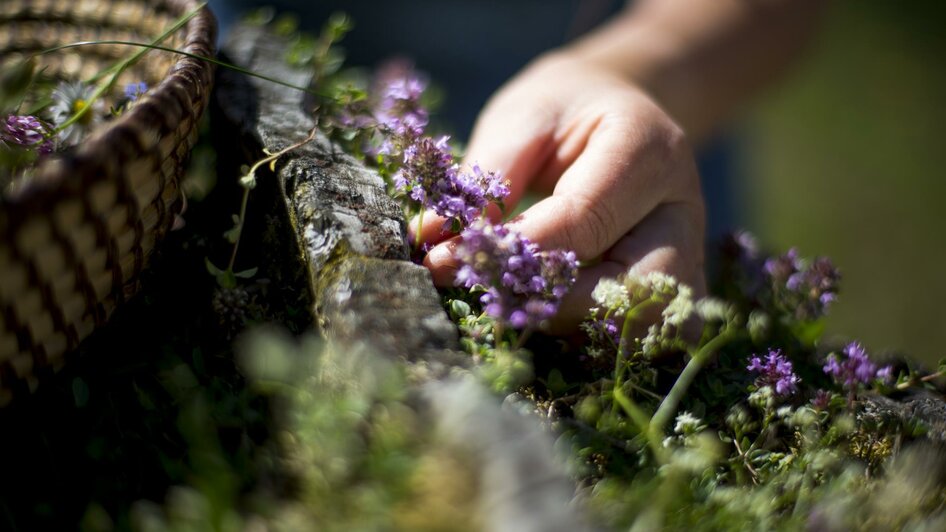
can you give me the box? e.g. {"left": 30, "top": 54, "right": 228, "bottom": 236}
{"left": 48, "top": 81, "right": 103, "bottom": 147}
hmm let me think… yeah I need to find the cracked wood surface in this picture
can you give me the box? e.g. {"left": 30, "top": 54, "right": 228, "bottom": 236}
{"left": 214, "top": 23, "right": 597, "bottom": 532}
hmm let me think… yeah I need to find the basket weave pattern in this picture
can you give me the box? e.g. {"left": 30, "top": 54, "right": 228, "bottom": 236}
{"left": 0, "top": 0, "right": 216, "bottom": 400}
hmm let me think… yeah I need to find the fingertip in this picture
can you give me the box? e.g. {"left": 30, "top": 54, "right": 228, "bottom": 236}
{"left": 423, "top": 240, "right": 461, "bottom": 287}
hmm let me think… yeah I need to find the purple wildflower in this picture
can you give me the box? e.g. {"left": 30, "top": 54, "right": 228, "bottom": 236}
{"left": 394, "top": 135, "right": 456, "bottom": 201}
{"left": 542, "top": 249, "right": 579, "bottom": 299}
{"left": 823, "top": 342, "right": 892, "bottom": 390}
{"left": 468, "top": 164, "right": 509, "bottom": 205}
{"left": 747, "top": 349, "right": 800, "bottom": 397}
{"left": 811, "top": 389, "right": 833, "bottom": 410}
{"left": 875, "top": 365, "right": 894, "bottom": 384}
{"left": 455, "top": 220, "right": 577, "bottom": 329}
{"left": 394, "top": 137, "right": 510, "bottom": 230}
{"left": 2, "top": 115, "right": 53, "bottom": 154}
{"left": 374, "top": 72, "right": 428, "bottom": 140}
{"left": 581, "top": 317, "right": 621, "bottom": 359}
{"left": 764, "top": 248, "right": 801, "bottom": 282}
{"left": 765, "top": 249, "right": 839, "bottom": 320}
{"left": 123, "top": 81, "right": 148, "bottom": 102}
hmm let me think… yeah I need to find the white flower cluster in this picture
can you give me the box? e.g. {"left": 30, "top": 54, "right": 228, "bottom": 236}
{"left": 695, "top": 297, "right": 733, "bottom": 323}
{"left": 591, "top": 278, "right": 630, "bottom": 314}
{"left": 673, "top": 411, "right": 704, "bottom": 435}
{"left": 662, "top": 285, "right": 695, "bottom": 328}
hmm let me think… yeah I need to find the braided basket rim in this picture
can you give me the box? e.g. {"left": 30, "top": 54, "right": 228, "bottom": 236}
{"left": 1, "top": 0, "right": 218, "bottom": 209}
{"left": 0, "top": 0, "right": 218, "bottom": 397}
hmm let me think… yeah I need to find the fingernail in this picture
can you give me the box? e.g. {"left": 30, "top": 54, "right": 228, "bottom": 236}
{"left": 427, "top": 243, "right": 453, "bottom": 265}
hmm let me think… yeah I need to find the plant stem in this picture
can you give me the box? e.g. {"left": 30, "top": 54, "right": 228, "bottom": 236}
{"left": 414, "top": 207, "right": 425, "bottom": 253}
{"left": 612, "top": 386, "right": 663, "bottom": 458}
{"left": 493, "top": 321, "right": 505, "bottom": 349}
{"left": 613, "top": 299, "right": 656, "bottom": 390}
{"left": 40, "top": 40, "right": 331, "bottom": 99}
{"left": 732, "top": 436, "right": 760, "bottom": 485}
{"left": 49, "top": 4, "right": 205, "bottom": 136}
{"left": 895, "top": 368, "right": 946, "bottom": 390}
{"left": 227, "top": 125, "right": 319, "bottom": 272}
{"left": 514, "top": 327, "right": 534, "bottom": 351}
{"left": 648, "top": 327, "right": 740, "bottom": 443}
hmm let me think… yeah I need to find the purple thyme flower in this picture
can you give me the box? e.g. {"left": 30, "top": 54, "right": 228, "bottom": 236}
{"left": 542, "top": 248, "right": 579, "bottom": 299}
{"left": 394, "top": 135, "right": 456, "bottom": 203}
{"left": 394, "top": 137, "right": 510, "bottom": 230}
{"left": 823, "top": 342, "right": 892, "bottom": 390}
{"left": 764, "top": 248, "right": 802, "bottom": 284}
{"left": 747, "top": 349, "right": 800, "bottom": 397}
{"left": 374, "top": 72, "right": 428, "bottom": 141}
{"left": 455, "top": 220, "right": 577, "bottom": 329}
{"left": 811, "top": 389, "right": 833, "bottom": 410}
{"left": 468, "top": 163, "right": 510, "bottom": 205}
{"left": 123, "top": 81, "right": 148, "bottom": 102}
{"left": 581, "top": 317, "right": 621, "bottom": 360}
{"left": 765, "top": 249, "right": 839, "bottom": 320}
{"left": 875, "top": 365, "right": 894, "bottom": 384}
{"left": 2, "top": 115, "right": 53, "bottom": 154}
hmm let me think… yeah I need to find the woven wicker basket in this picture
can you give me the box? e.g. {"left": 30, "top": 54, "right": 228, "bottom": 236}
{"left": 0, "top": 0, "right": 216, "bottom": 401}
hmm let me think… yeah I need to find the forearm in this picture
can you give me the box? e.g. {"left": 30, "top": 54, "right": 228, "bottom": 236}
{"left": 564, "top": 0, "right": 825, "bottom": 141}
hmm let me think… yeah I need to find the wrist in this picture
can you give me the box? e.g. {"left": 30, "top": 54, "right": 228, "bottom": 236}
{"left": 564, "top": 14, "right": 677, "bottom": 88}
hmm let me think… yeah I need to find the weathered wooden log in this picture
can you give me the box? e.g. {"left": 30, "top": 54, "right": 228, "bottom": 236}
{"left": 214, "top": 23, "right": 468, "bottom": 376}
{"left": 214, "top": 22, "right": 597, "bottom": 531}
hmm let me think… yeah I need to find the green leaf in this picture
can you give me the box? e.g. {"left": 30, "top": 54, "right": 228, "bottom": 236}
{"left": 545, "top": 368, "right": 570, "bottom": 395}
{"left": 206, "top": 258, "right": 237, "bottom": 288}
{"left": 0, "top": 58, "right": 36, "bottom": 110}
{"left": 449, "top": 299, "right": 472, "bottom": 319}
{"left": 205, "top": 257, "right": 226, "bottom": 277}
{"left": 224, "top": 225, "right": 241, "bottom": 244}
{"left": 233, "top": 267, "right": 258, "bottom": 279}
{"left": 217, "top": 270, "right": 237, "bottom": 289}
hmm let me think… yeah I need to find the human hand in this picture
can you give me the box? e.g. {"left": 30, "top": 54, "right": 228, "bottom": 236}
{"left": 415, "top": 52, "right": 706, "bottom": 332}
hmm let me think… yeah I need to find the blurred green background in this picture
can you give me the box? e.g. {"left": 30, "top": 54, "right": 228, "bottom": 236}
{"left": 740, "top": 0, "right": 946, "bottom": 365}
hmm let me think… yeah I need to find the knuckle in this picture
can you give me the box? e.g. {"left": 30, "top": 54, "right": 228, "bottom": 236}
{"left": 570, "top": 194, "right": 617, "bottom": 258}
{"left": 662, "top": 120, "right": 690, "bottom": 157}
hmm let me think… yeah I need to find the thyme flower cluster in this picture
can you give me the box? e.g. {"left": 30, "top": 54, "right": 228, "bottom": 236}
{"left": 764, "top": 248, "right": 840, "bottom": 320}
{"left": 455, "top": 220, "right": 577, "bottom": 329}
{"left": 375, "top": 75, "right": 427, "bottom": 140}
{"left": 393, "top": 136, "right": 508, "bottom": 229}
{"left": 372, "top": 70, "right": 510, "bottom": 231}
{"left": 823, "top": 342, "right": 893, "bottom": 390}
{"left": 747, "top": 349, "right": 800, "bottom": 397}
